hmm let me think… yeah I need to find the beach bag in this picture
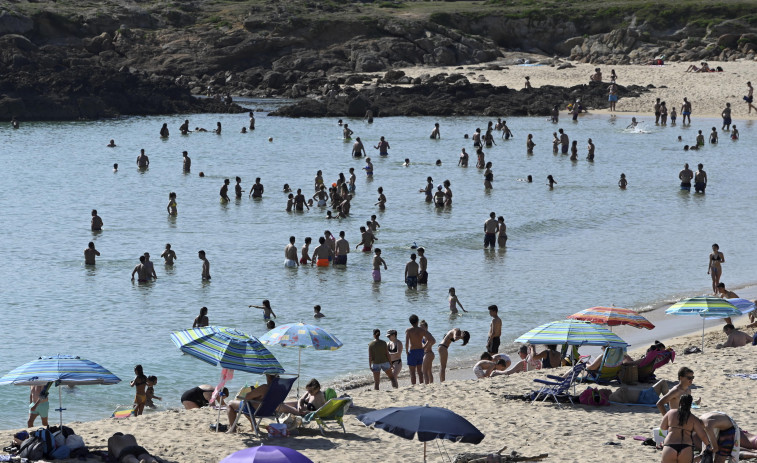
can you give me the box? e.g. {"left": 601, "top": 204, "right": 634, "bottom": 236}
{"left": 579, "top": 387, "right": 610, "bottom": 406}
{"left": 65, "top": 434, "right": 85, "bottom": 450}
{"left": 18, "top": 436, "right": 45, "bottom": 460}
{"left": 32, "top": 427, "right": 56, "bottom": 457}
{"left": 619, "top": 364, "right": 638, "bottom": 385}
{"left": 267, "top": 423, "right": 288, "bottom": 438}
{"left": 51, "top": 444, "right": 71, "bottom": 460}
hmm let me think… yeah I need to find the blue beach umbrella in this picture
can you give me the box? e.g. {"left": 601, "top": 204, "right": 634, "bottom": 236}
{"left": 514, "top": 320, "right": 628, "bottom": 347}
{"left": 357, "top": 405, "right": 484, "bottom": 462}
{"left": 0, "top": 354, "right": 121, "bottom": 425}
{"left": 259, "top": 323, "right": 342, "bottom": 395}
{"left": 666, "top": 296, "right": 742, "bottom": 351}
{"left": 220, "top": 445, "right": 314, "bottom": 463}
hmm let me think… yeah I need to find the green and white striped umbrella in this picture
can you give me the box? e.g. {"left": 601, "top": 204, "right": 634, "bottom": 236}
{"left": 665, "top": 296, "right": 742, "bottom": 351}
{"left": 514, "top": 320, "right": 627, "bottom": 347}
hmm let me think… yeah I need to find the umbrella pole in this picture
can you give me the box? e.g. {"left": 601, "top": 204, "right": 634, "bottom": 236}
{"left": 58, "top": 385, "right": 63, "bottom": 426}
{"left": 297, "top": 348, "right": 302, "bottom": 397}
{"left": 702, "top": 318, "right": 705, "bottom": 352}
{"left": 424, "top": 441, "right": 427, "bottom": 462}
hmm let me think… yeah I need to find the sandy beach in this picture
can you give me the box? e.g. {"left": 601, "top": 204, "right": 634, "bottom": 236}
{"left": 399, "top": 60, "right": 757, "bottom": 119}
{"left": 8, "top": 290, "right": 757, "bottom": 463}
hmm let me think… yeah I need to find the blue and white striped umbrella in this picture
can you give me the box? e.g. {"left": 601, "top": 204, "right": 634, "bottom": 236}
{"left": 665, "top": 296, "right": 742, "bottom": 351}
{"left": 0, "top": 354, "right": 120, "bottom": 386}
{"left": 514, "top": 320, "right": 628, "bottom": 347}
{"left": 170, "top": 326, "right": 284, "bottom": 375}
{"left": 0, "top": 355, "right": 121, "bottom": 425}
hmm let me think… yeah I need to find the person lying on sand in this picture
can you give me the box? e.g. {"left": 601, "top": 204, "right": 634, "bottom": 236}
{"left": 716, "top": 324, "right": 753, "bottom": 349}
{"left": 108, "top": 433, "right": 158, "bottom": 463}
{"left": 609, "top": 379, "right": 669, "bottom": 404}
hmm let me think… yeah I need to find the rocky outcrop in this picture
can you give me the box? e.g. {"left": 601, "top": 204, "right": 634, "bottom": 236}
{"left": 270, "top": 78, "right": 647, "bottom": 118}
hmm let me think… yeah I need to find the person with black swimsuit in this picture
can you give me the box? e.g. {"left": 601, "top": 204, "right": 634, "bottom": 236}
{"left": 659, "top": 394, "right": 712, "bottom": 463}
{"left": 278, "top": 378, "right": 326, "bottom": 416}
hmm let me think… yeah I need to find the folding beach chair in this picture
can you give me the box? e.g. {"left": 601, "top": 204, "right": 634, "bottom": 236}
{"left": 585, "top": 346, "right": 626, "bottom": 384}
{"left": 233, "top": 375, "right": 297, "bottom": 435}
{"left": 531, "top": 361, "right": 586, "bottom": 406}
{"left": 637, "top": 349, "right": 675, "bottom": 382}
{"left": 303, "top": 388, "right": 352, "bottom": 436}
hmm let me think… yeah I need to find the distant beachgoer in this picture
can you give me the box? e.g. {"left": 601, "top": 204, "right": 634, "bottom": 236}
{"left": 369, "top": 329, "right": 398, "bottom": 390}
{"left": 420, "top": 320, "right": 436, "bottom": 384}
{"left": 159, "top": 123, "right": 169, "bottom": 138}
{"left": 476, "top": 148, "right": 485, "bottom": 169}
{"left": 405, "top": 253, "right": 419, "bottom": 289}
{"left": 352, "top": 137, "right": 366, "bottom": 157}
{"left": 143, "top": 252, "right": 157, "bottom": 280}
{"left": 313, "top": 305, "right": 324, "bottom": 319}
{"left": 670, "top": 107, "right": 677, "bottom": 125}
{"left": 198, "top": 250, "right": 210, "bottom": 280}
{"left": 193, "top": 307, "right": 209, "bottom": 328}
{"left": 420, "top": 176, "right": 434, "bottom": 202}
{"left": 694, "top": 163, "right": 707, "bottom": 193}
{"left": 497, "top": 216, "right": 507, "bottom": 247}
{"left": 472, "top": 128, "right": 482, "bottom": 149}
{"left": 722, "top": 103, "right": 732, "bottom": 131}
{"left": 405, "top": 314, "right": 425, "bottom": 384}
{"left": 182, "top": 151, "right": 190, "bottom": 172}
{"left": 387, "top": 330, "right": 403, "bottom": 378}
{"left": 448, "top": 287, "right": 467, "bottom": 315}
{"left": 696, "top": 130, "right": 705, "bottom": 147}
{"left": 294, "top": 189, "right": 309, "bottom": 211}
{"left": 570, "top": 140, "right": 578, "bottom": 161}
{"left": 334, "top": 231, "right": 350, "bottom": 266}
{"left": 443, "top": 179, "right": 452, "bottom": 206}
{"left": 28, "top": 384, "right": 49, "bottom": 427}
{"left": 552, "top": 132, "right": 559, "bottom": 154}
{"left": 250, "top": 177, "right": 264, "bottom": 199}
{"left": 608, "top": 83, "right": 618, "bottom": 111}
{"left": 433, "top": 185, "right": 445, "bottom": 207}
{"left": 590, "top": 67, "right": 602, "bottom": 82}
{"left": 113, "top": 163, "right": 118, "bottom": 172}
{"left": 250, "top": 299, "right": 277, "bottom": 321}
{"left": 679, "top": 163, "right": 693, "bottom": 191}
{"left": 430, "top": 123, "right": 440, "bottom": 139}
{"left": 483, "top": 162, "right": 494, "bottom": 189}
{"left": 654, "top": 98, "right": 662, "bottom": 124}
{"left": 375, "top": 136, "right": 390, "bottom": 156}
{"left": 587, "top": 138, "right": 595, "bottom": 161}
{"left": 681, "top": 97, "right": 692, "bottom": 125}
{"left": 130, "top": 365, "right": 147, "bottom": 416}
{"left": 660, "top": 102, "right": 668, "bottom": 125}
{"left": 11, "top": 116, "right": 19, "bottom": 129}
{"left": 91, "top": 209, "right": 103, "bottom": 231}
{"left": 180, "top": 119, "right": 189, "bottom": 135}
{"left": 372, "top": 248, "right": 387, "bottom": 282}
{"left": 571, "top": 100, "right": 583, "bottom": 121}
{"left": 220, "top": 179, "right": 230, "bottom": 202}
{"left": 249, "top": 111, "right": 255, "bottom": 130}
{"left": 559, "top": 129, "right": 569, "bottom": 154}
{"left": 710, "top": 127, "right": 718, "bottom": 144}
{"left": 136, "top": 149, "right": 149, "bottom": 168}
{"left": 145, "top": 376, "right": 160, "bottom": 409}
{"left": 364, "top": 157, "right": 373, "bottom": 177}
{"left": 161, "top": 243, "right": 176, "bottom": 266}
{"left": 311, "top": 237, "right": 331, "bottom": 267}
{"left": 524, "top": 76, "right": 532, "bottom": 89}
{"left": 284, "top": 236, "right": 298, "bottom": 268}
{"left": 551, "top": 104, "right": 559, "bottom": 123}
{"left": 343, "top": 123, "right": 353, "bottom": 139}
{"left": 731, "top": 125, "right": 739, "bottom": 140}
{"left": 708, "top": 243, "right": 724, "bottom": 293}
{"left": 747, "top": 82, "right": 757, "bottom": 114}
{"left": 526, "top": 134, "right": 535, "bottom": 153}
{"left": 438, "top": 328, "right": 470, "bottom": 382}
{"left": 84, "top": 241, "right": 100, "bottom": 265}
{"left": 300, "top": 237, "right": 312, "bottom": 265}
{"left": 547, "top": 175, "right": 556, "bottom": 188}
{"left": 107, "top": 139, "right": 116, "bottom": 147}
{"left": 484, "top": 212, "right": 499, "bottom": 249}
{"left": 487, "top": 305, "right": 501, "bottom": 354}
{"left": 417, "top": 247, "right": 428, "bottom": 284}
{"left": 167, "top": 192, "right": 177, "bottom": 215}
{"left": 618, "top": 173, "right": 627, "bottom": 189}
{"left": 214, "top": 122, "right": 222, "bottom": 134}
{"left": 375, "top": 186, "right": 386, "bottom": 209}
{"left": 131, "top": 256, "right": 148, "bottom": 282}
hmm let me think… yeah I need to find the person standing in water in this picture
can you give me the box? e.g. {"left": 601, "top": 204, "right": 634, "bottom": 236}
{"left": 430, "top": 123, "right": 440, "bottom": 139}
{"left": 352, "top": 137, "right": 366, "bottom": 157}
{"left": 708, "top": 244, "right": 725, "bottom": 295}
{"left": 198, "top": 250, "right": 210, "bottom": 280}
{"left": 372, "top": 248, "right": 387, "bottom": 282}
{"left": 182, "top": 151, "right": 191, "bottom": 173}
{"left": 721, "top": 103, "right": 732, "bottom": 131}
{"left": 404, "top": 253, "right": 419, "bottom": 289}
{"left": 284, "top": 236, "right": 299, "bottom": 268}
{"left": 679, "top": 163, "right": 693, "bottom": 191}
{"left": 84, "top": 242, "right": 100, "bottom": 265}
{"left": 374, "top": 136, "right": 390, "bottom": 156}
{"left": 343, "top": 123, "right": 353, "bottom": 139}
{"left": 694, "top": 163, "right": 707, "bottom": 193}
{"left": 179, "top": 119, "right": 190, "bottom": 135}
{"left": 167, "top": 192, "right": 177, "bottom": 215}
{"left": 484, "top": 212, "right": 499, "bottom": 249}
{"left": 220, "top": 179, "right": 230, "bottom": 202}
{"left": 618, "top": 173, "right": 628, "bottom": 189}
{"left": 417, "top": 247, "right": 428, "bottom": 285}
{"left": 448, "top": 287, "right": 467, "bottom": 315}
{"left": 497, "top": 216, "right": 507, "bottom": 248}
{"left": 91, "top": 209, "right": 103, "bottom": 231}
{"left": 587, "top": 138, "right": 595, "bottom": 161}
{"left": 193, "top": 307, "right": 209, "bottom": 327}
{"left": 137, "top": 149, "right": 149, "bottom": 168}
{"left": 250, "top": 178, "right": 264, "bottom": 198}
{"left": 559, "top": 129, "right": 569, "bottom": 154}
{"left": 160, "top": 123, "right": 169, "bottom": 138}
{"left": 334, "top": 231, "right": 350, "bottom": 266}
{"left": 161, "top": 243, "right": 176, "bottom": 265}
{"left": 487, "top": 305, "right": 502, "bottom": 354}
{"left": 681, "top": 97, "right": 692, "bottom": 125}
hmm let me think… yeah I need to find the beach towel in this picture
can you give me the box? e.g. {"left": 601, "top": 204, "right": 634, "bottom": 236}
{"left": 111, "top": 405, "right": 135, "bottom": 419}
{"left": 726, "top": 373, "right": 757, "bottom": 380}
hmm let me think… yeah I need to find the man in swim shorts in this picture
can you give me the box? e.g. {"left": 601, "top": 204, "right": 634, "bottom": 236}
{"left": 679, "top": 163, "right": 693, "bottom": 191}
{"left": 404, "top": 253, "right": 419, "bottom": 289}
{"left": 334, "top": 231, "right": 350, "bottom": 266}
{"left": 311, "top": 237, "right": 331, "bottom": 267}
{"left": 405, "top": 314, "right": 426, "bottom": 384}
{"left": 372, "top": 248, "right": 387, "bottom": 281}
{"left": 694, "top": 164, "right": 707, "bottom": 193}
{"left": 484, "top": 212, "right": 499, "bottom": 248}
{"left": 131, "top": 255, "right": 148, "bottom": 282}
{"left": 369, "top": 329, "right": 398, "bottom": 390}
{"left": 417, "top": 247, "right": 428, "bottom": 285}
{"left": 284, "top": 236, "right": 298, "bottom": 268}
{"left": 28, "top": 384, "right": 49, "bottom": 427}
{"left": 558, "top": 129, "right": 569, "bottom": 154}
{"left": 680, "top": 97, "right": 692, "bottom": 125}
{"left": 487, "top": 305, "right": 502, "bottom": 354}
{"left": 721, "top": 103, "right": 732, "bottom": 131}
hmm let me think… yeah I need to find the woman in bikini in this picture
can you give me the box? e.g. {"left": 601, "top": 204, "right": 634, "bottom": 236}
{"left": 708, "top": 244, "right": 725, "bottom": 295}
{"left": 387, "top": 330, "right": 403, "bottom": 379}
{"left": 419, "top": 320, "right": 436, "bottom": 384}
{"left": 278, "top": 378, "right": 325, "bottom": 416}
{"left": 659, "top": 394, "right": 712, "bottom": 463}
{"left": 130, "top": 365, "right": 148, "bottom": 416}
{"left": 437, "top": 328, "right": 470, "bottom": 382}
{"left": 448, "top": 287, "right": 468, "bottom": 315}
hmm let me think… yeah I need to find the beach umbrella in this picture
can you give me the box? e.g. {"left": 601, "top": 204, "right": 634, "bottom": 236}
{"left": 220, "top": 445, "right": 313, "bottom": 463}
{"left": 170, "top": 326, "right": 284, "bottom": 430}
{"left": 0, "top": 354, "right": 121, "bottom": 425}
{"left": 665, "top": 296, "right": 742, "bottom": 351}
{"left": 357, "top": 405, "right": 484, "bottom": 462}
{"left": 514, "top": 320, "right": 628, "bottom": 347}
{"left": 567, "top": 306, "right": 655, "bottom": 330}
{"left": 259, "top": 323, "right": 342, "bottom": 395}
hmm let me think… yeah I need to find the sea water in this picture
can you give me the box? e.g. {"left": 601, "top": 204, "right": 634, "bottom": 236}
{"left": 0, "top": 102, "right": 755, "bottom": 428}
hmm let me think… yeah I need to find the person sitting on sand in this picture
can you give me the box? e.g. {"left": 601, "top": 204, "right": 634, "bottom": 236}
{"left": 108, "top": 433, "right": 159, "bottom": 463}
{"left": 659, "top": 395, "right": 712, "bottom": 463}
{"left": 227, "top": 374, "right": 277, "bottom": 432}
{"left": 692, "top": 412, "right": 757, "bottom": 461}
{"left": 685, "top": 63, "right": 701, "bottom": 73}
{"left": 656, "top": 367, "right": 697, "bottom": 416}
{"left": 277, "top": 378, "right": 326, "bottom": 416}
{"left": 590, "top": 67, "right": 602, "bottom": 82}
{"left": 530, "top": 344, "right": 561, "bottom": 369}
{"left": 499, "top": 345, "right": 532, "bottom": 375}
{"left": 473, "top": 355, "right": 509, "bottom": 378}
{"left": 716, "top": 324, "right": 752, "bottom": 349}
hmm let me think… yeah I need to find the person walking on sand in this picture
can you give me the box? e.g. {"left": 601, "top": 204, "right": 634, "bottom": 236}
{"left": 679, "top": 163, "right": 693, "bottom": 191}
{"left": 28, "top": 384, "right": 49, "bottom": 427}
{"left": 420, "top": 320, "right": 436, "bottom": 384}
{"left": 438, "top": 328, "right": 471, "bottom": 382}
{"left": 708, "top": 243, "right": 725, "bottom": 295}
{"left": 193, "top": 307, "right": 209, "bottom": 328}
{"left": 747, "top": 82, "right": 756, "bottom": 114}
{"left": 681, "top": 97, "right": 692, "bottom": 125}
{"left": 387, "top": 330, "right": 403, "bottom": 379}
{"left": 369, "top": 329, "right": 398, "bottom": 390}
{"left": 198, "top": 250, "right": 210, "bottom": 280}
{"left": 405, "top": 315, "right": 426, "bottom": 385}
{"left": 284, "top": 236, "right": 298, "bottom": 268}
{"left": 84, "top": 241, "right": 100, "bottom": 265}
{"left": 487, "top": 305, "right": 502, "bottom": 354}
{"left": 694, "top": 163, "right": 707, "bottom": 194}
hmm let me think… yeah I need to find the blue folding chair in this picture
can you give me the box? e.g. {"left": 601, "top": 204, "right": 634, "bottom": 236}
{"left": 233, "top": 375, "right": 297, "bottom": 435}
{"left": 531, "top": 361, "right": 586, "bottom": 406}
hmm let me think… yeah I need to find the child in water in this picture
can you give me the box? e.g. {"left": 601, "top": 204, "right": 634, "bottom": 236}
{"left": 448, "top": 287, "right": 468, "bottom": 314}
{"left": 618, "top": 173, "right": 628, "bottom": 189}
{"left": 145, "top": 376, "right": 161, "bottom": 409}
{"left": 250, "top": 300, "right": 277, "bottom": 321}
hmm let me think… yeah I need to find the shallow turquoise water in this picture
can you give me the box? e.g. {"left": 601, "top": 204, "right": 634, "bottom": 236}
{"left": 1, "top": 104, "right": 756, "bottom": 428}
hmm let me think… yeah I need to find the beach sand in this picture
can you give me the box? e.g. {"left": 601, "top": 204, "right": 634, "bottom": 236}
{"left": 398, "top": 60, "right": 757, "bottom": 119}
{"left": 10, "top": 300, "right": 757, "bottom": 463}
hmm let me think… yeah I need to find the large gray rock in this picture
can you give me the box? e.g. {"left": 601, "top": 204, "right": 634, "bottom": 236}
{"left": 0, "top": 12, "right": 33, "bottom": 36}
